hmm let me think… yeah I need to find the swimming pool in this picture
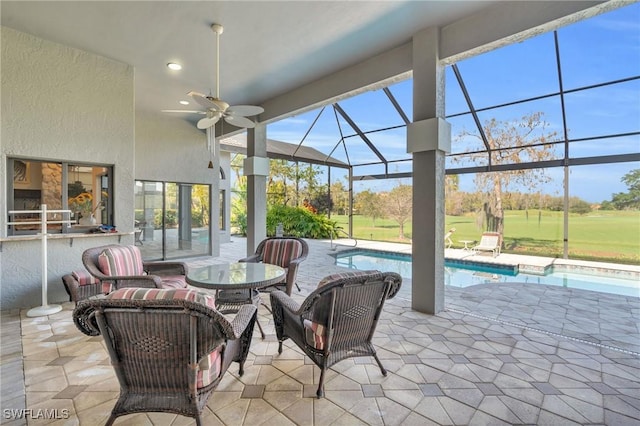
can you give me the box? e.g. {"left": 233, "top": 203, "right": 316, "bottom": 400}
{"left": 334, "top": 250, "right": 640, "bottom": 298}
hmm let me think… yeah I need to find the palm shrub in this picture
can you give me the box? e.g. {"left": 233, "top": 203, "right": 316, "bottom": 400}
{"left": 267, "top": 205, "right": 339, "bottom": 239}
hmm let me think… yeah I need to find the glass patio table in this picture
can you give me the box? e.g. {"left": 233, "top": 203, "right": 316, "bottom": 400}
{"left": 186, "top": 262, "right": 286, "bottom": 338}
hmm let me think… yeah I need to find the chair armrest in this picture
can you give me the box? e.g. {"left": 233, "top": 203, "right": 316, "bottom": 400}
{"left": 229, "top": 304, "right": 258, "bottom": 338}
{"left": 62, "top": 274, "right": 80, "bottom": 302}
{"left": 104, "top": 274, "right": 163, "bottom": 289}
{"left": 382, "top": 272, "right": 403, "bottom": 299}
{"left": 270, "top": 290, "right": 303, "bottom": 314}
{"left": 143, "top": 261, "right": 188, "bottom": 275}
{"left": 238, "top": 254, "right": 261, "bottom": 263}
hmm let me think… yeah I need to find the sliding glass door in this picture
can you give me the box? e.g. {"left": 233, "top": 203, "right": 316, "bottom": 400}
{"left": 135, "top": 180, "right": 211, "bottom": 260}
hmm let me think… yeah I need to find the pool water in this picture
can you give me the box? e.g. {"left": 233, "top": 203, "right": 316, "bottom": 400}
{"left": 335, "top": 250, "right": 640, "bottom": 298}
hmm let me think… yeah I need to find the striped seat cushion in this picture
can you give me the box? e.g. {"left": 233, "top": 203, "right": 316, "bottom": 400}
{"left": 303, "top": 319, "right": 327, "bottom": 351}
{"left": 262, "top": 239, "right": 302, "bottom": 268}
{"left": 106, "top": 288, "right": 220, "bottom": 387}
{"left": 197, "top": 349, "right": 222, "bottom": 389}
{"left": 98, "top": 245, "right": 144, "bottom": 276}
{"left": 158, "top": 275, "right": 188, "bottom": 289}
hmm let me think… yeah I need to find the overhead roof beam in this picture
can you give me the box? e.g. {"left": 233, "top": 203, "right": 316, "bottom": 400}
{"left": 383, "top": 87, "right": 410, "bottom": 125}
{"left": 333, "top": 103, "right": 387, "bottom": 164}
{"left": 451, "top": 64, "right": 492, "bottom": 161}
{"left": 440, "top": 1, "right": 610, "bottom": 63}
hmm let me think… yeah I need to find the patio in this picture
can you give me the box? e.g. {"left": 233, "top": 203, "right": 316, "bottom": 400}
{"left": 2, "top": 237, "right": 639, "bottom": 425}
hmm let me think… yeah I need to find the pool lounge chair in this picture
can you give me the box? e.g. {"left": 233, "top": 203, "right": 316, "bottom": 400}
{"left": 444, "top": 227, "right": 456, "bottom": 249}
{"left": 472, "top": 232, "right": 502, "bottom": 257}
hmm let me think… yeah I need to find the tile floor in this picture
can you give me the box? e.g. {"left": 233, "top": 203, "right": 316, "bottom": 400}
{"left": 2, "top": 237, "right": 639, "bottom": 425}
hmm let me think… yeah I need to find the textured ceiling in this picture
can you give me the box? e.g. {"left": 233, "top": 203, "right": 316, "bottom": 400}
{"left": 1, "top": 1, "right": 497, "bottom": 123}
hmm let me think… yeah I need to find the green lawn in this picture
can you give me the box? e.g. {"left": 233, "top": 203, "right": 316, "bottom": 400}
{"left": 331, "top": 210, "right": 640, "bottom": 264}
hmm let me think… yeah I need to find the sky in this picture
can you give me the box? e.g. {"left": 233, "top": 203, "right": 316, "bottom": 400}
{"left": 264, "top": 2, "right": 640, "bottom": 204}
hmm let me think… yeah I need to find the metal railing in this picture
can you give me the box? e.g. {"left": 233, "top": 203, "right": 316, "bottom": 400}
{"left": 330, "top": 228, "right": 357, "bottom": 251}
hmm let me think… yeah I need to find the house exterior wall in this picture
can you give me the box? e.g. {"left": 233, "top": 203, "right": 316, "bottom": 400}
{"left": 134, "top": 111, "right": 209, "bottom": 183}
{"left": 0, "top": 27, "right": 136, "bottom": 309}
{"left": 0, "top": 28, "right": 220, "bottom": 310}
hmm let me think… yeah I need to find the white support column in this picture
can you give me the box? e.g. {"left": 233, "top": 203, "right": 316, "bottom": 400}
{"left": 409, "top": 27, "right": 450, "bottom": 314}
{"left": 245, "top": 124, "right": 268, "bottom": 256}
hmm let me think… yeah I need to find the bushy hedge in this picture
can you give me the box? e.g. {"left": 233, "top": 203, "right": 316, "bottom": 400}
{"left": 266, "top": 205, "right": 339, "bottom": 239}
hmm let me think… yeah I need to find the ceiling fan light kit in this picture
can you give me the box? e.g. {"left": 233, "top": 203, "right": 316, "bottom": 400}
{"left": 163, "top": 23, "right": 264, "bottom": 130}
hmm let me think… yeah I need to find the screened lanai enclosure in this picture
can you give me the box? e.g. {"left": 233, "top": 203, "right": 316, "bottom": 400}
{"left": 229, "top": 2, "right": 639, "bottom": 264}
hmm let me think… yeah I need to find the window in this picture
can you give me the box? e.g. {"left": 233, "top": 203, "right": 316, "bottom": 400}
{"left": 8, "top": 158, "right": 113, "bottom": 235}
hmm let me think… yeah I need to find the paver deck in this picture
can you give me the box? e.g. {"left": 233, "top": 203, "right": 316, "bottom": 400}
{"left": 2, "top": 237, "right": 638, "bottom": 425}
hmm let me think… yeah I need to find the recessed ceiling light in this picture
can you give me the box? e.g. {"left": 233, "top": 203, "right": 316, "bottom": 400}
{"left": 167, "top": 62, "right": 182, "bottom": 71}
{"left": 179, "top": 101, "right": 189, "bottom": 105}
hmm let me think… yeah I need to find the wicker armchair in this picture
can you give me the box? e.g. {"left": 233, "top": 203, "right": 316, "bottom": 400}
{"left": 62, "top": 270, "right": 109, "bottom": 303}
{"left": 73, "top": 288, "right": 257, "bottom": 426}
{"left": 239, "top": 237, "right": 308, "bottom": 295}
{"left": 270, "top": 270, "right": 402, "bottom": 398}
{"left": 82, "top": 244, "right": 188, "bottom": 290}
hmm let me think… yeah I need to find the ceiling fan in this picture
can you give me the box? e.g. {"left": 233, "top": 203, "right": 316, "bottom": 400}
{"left": 163, "top": 24, "right": 264, "bottom": 130}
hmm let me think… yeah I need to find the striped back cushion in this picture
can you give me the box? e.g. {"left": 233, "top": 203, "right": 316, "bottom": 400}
{"left": 107, "top": 288, "right": 216, "bottom": 309}
{"left": 98, "top": 245, "right": 144, "bottom": 276}
{"left": 262, "top": 239, "right": 302, "bottom": 268}
{"left": 72, "top": 269, "right": 100, "bottom": 286}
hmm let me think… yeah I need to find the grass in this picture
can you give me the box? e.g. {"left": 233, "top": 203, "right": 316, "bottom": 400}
{"left": 331, "top": 210, "right": 640, "bottom": 264}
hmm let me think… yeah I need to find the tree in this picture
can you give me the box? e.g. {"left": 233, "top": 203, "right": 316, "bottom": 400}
{"left": 230, "top": 154, "right": 248, "bottom": 235}
{"left": 569, "top": 197, "right": 591, "bottom": 214}
{"left": 267, "top": 159, "right": 296, "bottom": 206}
{"left": 384, "top": 184, "right": 413, "bottom": 239}
{"left": 309, "top": 185, "right": 332, "bottom": 214}
{"left": 456, "top": 112, "right": 557, "bottom": 236}
{"left": 354, "top": 189, "right": 385, "bottom": 226}
{"left": 609, "top": 169, "right": 640, "bottom": 210}
{"left": 192, "top": 184, "right": 210, "bottom": 227}
{"left": 445, "top": 175, "right": 464, "bottom": 216}
{"left": 330, "top": 180, "right": 349, "bottom": 215}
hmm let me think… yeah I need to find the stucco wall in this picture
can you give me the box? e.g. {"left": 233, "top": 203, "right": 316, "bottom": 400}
{"left": 134, "top": 111, "right": 226, "bottom": 248}
{"left": 134, "top": 111, "right": 210, "bottom": 183}
{"left": 0, "top": 27, "right": 135, "bottom": 309}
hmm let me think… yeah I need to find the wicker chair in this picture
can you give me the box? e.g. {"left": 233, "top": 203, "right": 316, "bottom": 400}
{"left": 239, "top": 237, "right": 309, "bottom": 295}
{"left": 62, "top": 270, "right": 110, "bottom": 303}
{"left": 73, "top": 288, "right": 257, "bottom": 426}
{"left": 217, "top": 237, "right": 308, "bottom": 338}
{"left": 270, "top": 270, "right": 402, "bottom": 398}
{"left": 82, "top": 244, "right": 188, "bottom": 290}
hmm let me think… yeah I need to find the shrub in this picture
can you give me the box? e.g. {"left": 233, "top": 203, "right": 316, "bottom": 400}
{"left": 267, "top": 205, "right": 339, "bottom": 239}
{"left": 232, "top": 211, "right": 247, "bottom": 236}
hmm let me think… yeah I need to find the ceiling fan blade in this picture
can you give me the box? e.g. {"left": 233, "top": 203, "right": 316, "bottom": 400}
{"left": 197, "top": 115, "right": 221, "bottom": 130}
{"left": 188, "top": 91, "right": 220, "bottom": 110}
{"left": 161, "top": 110, "right": 206, "bottom": 114}
{"left": 226, "top": 105, "right": 264, "bottom": 117}
{"left": 224, "top": 115, "right": 256, "bottom": 128}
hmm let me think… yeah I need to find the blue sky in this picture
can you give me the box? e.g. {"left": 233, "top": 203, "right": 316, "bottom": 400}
{"left": 266, "top": 2, "right": 639, "bottom": 203}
